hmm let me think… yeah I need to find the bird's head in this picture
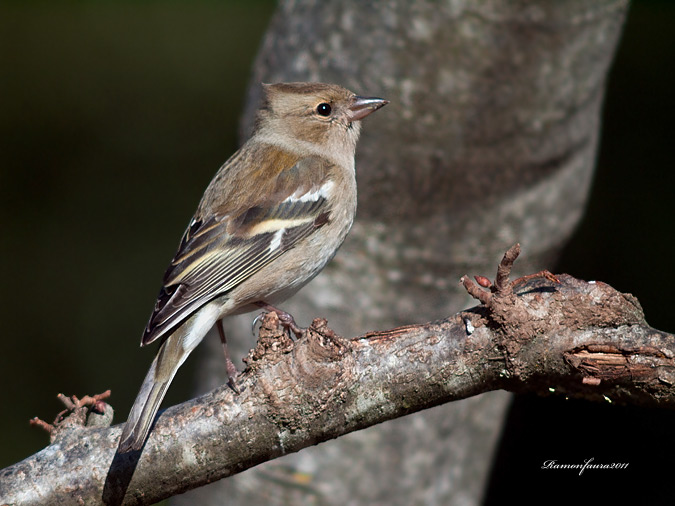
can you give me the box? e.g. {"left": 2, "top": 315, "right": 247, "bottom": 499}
{"left": 255, "top": 82, "right": 388, "bottom": 165}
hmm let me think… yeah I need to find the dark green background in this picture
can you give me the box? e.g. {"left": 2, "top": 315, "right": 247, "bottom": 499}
{"left": 1, "top": 0, "right": 277, "bottom": 468}
{"left": 1, "top": 1, "right": 674, "bottom": 501}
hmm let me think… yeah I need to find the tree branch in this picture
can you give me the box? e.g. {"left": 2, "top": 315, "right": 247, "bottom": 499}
{"left": 2, "top": 246, "right": 673, "bottom": 505}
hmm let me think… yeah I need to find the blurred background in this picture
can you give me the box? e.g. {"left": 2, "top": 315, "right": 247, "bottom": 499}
{"left": 1, "top": 0, "right": 673, "bottom": 501}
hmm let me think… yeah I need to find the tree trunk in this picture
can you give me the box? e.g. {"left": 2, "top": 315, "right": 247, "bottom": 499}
{"left": 176, "top": 1, "right": 628, "bottom": 504}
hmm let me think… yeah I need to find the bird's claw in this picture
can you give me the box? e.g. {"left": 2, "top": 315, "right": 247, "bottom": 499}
{"left": 251, "top": 312, "right": 265, "bottom": 336}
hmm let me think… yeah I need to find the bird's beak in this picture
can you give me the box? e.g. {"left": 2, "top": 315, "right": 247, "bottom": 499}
{"left": 348, "top": 96, "right": 389, "bottom": 121}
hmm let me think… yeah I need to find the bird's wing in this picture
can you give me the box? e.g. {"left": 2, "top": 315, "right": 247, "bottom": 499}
{"left": 142, "top": 155, "right": 334, "bottom": 345}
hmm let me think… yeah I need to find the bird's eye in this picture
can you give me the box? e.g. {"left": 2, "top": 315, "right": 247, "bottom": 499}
{"left": 316, "top": 103, "right": 332, "bottom": 116}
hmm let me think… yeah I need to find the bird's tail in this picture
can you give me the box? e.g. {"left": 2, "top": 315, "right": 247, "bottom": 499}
{"left": 117, "top": 349, "right": 173, "bottom": 453}
{"left": 117, "top": 304, "right": 220, "bottom": 453}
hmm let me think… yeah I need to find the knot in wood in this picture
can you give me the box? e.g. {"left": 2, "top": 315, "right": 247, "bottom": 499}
{"left": 257, "top": 320, "right": 354, "bottom": 431}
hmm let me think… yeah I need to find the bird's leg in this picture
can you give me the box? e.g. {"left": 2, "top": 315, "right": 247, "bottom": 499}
{"left": 216, "top": 319, "right": 240, "bottom": 394}
{"left": 254, "top": 302, "right": 305, "bottom": 338}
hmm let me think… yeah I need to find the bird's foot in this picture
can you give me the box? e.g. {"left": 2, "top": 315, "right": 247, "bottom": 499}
{"left": 225, "top": 358, "right": 241, "bottom": 394}
{"left": 254, "top": 302, "right": 305, "bottom": 339}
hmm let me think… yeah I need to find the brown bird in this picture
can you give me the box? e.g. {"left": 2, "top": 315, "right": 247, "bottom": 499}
{"left": 118, "top": 82, "right": 388, "bottom": 452}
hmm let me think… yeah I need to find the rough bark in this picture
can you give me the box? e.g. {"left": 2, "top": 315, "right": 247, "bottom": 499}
{"left": 3, "top": 253, "right": 672, "bottom": 505}
{"left": 185, "top": 1, "right": 629, "bottom": 504}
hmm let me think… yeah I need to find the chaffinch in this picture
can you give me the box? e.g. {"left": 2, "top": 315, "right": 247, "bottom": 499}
{"left": 118, "top": 82, "right": 388, "bottom": 453}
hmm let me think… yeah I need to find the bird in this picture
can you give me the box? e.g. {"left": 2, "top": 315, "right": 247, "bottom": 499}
{"left": 117, "top": 82, "right": 388, "bottom": 453}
